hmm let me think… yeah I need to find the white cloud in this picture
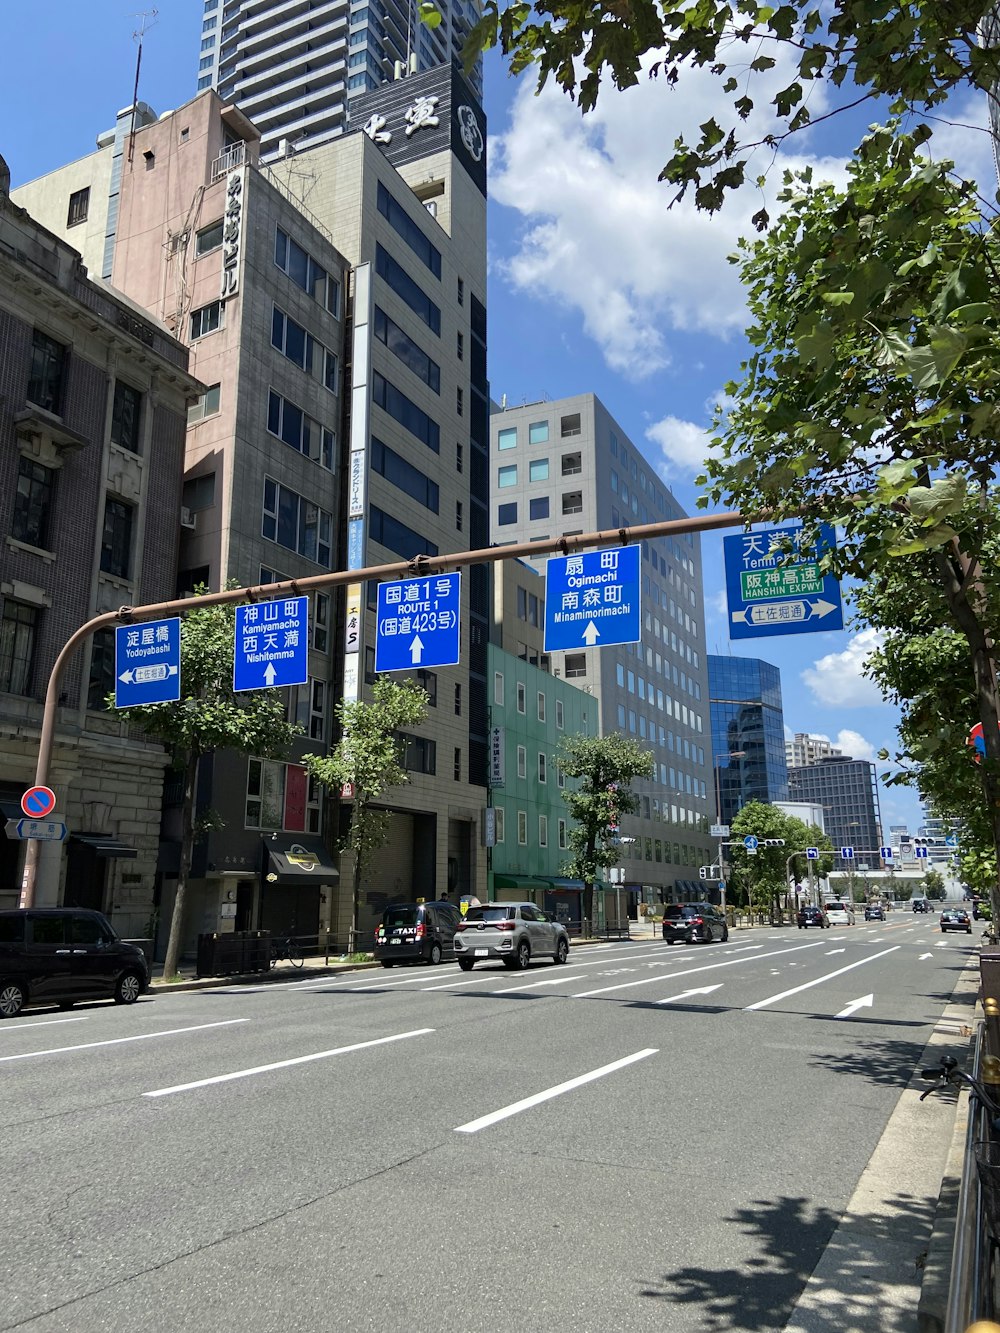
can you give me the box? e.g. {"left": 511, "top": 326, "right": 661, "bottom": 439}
{"left": 644, "top": 415, "right": 715, "bottom": 478}
{"left": 801, "top": 629, "right": 885, "bottom": 707}
{"left": 924, "top": 96, "right": 998, "bottom": 202}
{"left": 834, "top": 728, "right": 876, "bottom": 762}
{"left": 488, "top": 52, "right": 847, "bottom": 378}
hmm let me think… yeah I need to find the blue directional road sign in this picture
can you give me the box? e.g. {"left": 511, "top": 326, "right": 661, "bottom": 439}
{"left": 945, "top": 834, "right": 958, "bottom": 848}
{"left": 744, "top": 835, "right": 759, "bottom": 850}
{"left": 724, "top": 523, "right": 843, "bottom": 640}
{"left": 806, "top": 847, "right": 819, "bottom": 860}
{"left": 544, "top": 546, "right": 640, "bottom": 652}
{"left": 840, "top": 846, "right": 855, "bottom": 860}
{"left": 914, "top": 845, "right": 929, "bottom": 860}
{"left": 115, "top": 618, "right": 181, "bottom": 708}
{"left": 235, "top": 597, "right": 309, "bottom": 692}
{"left": 375, "top": 574, "right": 461, "bottom": 673}
{"left": 880, "top": 846, "right": 894, "bottom": 860}
{"left": 11, "top": 819, "right": 67, "bottom": 842}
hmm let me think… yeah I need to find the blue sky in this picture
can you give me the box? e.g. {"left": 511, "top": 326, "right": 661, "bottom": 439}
{"left": 5, "top": 2, "right": 994, "bottom": 833}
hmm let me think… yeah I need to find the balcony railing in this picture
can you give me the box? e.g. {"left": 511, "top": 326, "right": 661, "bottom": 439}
{"left": 211, "top": 141, "right": 246, "bottom": 182}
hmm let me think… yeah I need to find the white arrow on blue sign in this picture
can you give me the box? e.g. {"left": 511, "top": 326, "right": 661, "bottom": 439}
{"left": 14, "top": 819, "right": 68, "bottom": 841}
{"left": 880, "top": 846, "right": 893, "bottom": 860}
{"left": 375, "top": 573, "right": 461, "bottom": 672}
{"left": 544, "top": 545, "right": 640, "bottom": 652}
{"left": 744, "top": 835, "right": 759, "bottom": 850}
{"left": 915, "top": 845, "right": 929, "bottom": 859}
{"left": 806, "top": 847, "right": 819, "bottom": 859}
{"left": 840, "top": 846, "right": 855, "bottom": 860}
{"left": 115, "top": 618, "right": 181, "bottom": 708}
{"left": 234, "top": 597, "right": 309, "bottom": 692}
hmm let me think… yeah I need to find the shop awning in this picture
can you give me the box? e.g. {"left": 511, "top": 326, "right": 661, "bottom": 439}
{"left": 532, "top": 876, "right": 585, "bottom": 893}
{"left": 265, "top": 835, "right": 339, "bottom": 886}
{"left": 492, "top": 874, "right": 541, "bottom": 893}
{"left": 71, "top": 834, "right": 138, "bottom": 859}
{"left": 675, "top": 879, "right": 703, "bottom": 898}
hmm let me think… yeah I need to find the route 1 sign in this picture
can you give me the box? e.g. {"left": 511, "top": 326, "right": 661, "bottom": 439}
{"left": 375, "top": 573, "right": 461, "bottom": 673}
{"left": 115, "top": 618, "right": 181, "bottom": 708}
{"left": 544, "top": 546, "right": 640, "bottom": 652}
{"left": 724, "top": 523, "right": 843, "bottom": 640}
{"left": 234, "top": 597, "right": 309, "bottom": 692}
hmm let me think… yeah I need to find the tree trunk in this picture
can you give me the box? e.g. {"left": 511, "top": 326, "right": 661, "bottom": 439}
{"left": 162, "top": 752, "right": 199, "bottom": 981}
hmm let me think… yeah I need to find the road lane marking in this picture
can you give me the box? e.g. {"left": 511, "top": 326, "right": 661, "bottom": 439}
{"left": 744, "top": 948, "right": 900, "bottom": 1011}
{"left": 0, "top": 1019, "right": 247, "bottom": 1064}
{"left": 0, "top": 1016, "right": 88, "bottom": 1032}
{"left": 825, "top": 949, "right": 846, "bottom": 955}
{"left": 573, "top": 939, "right": 832, "bottom": 998}
{"left": 835, "top": 994, "right": 874, "bottom": 1019}
{"left": 455, "top": 1048, "right": 657, "bottom": 1133}
{"left": 144, "top": 1028, "right": 435, "bottom": 1097}
{"left": 656, "top": 984, "right": 723, "bottom": 1006}
{"left": 919, "top": 953, "right": 934, "bottom": 960}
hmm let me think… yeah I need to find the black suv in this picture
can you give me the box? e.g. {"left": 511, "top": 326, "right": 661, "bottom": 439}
{"left": 662, "top": 902, "right": 729, "bottom": 945}
{"left": 0, "top": 908, "right": 149, "bottom": 1019}
{"left": 374, "top": 900, "right": 462, "bottom": 966}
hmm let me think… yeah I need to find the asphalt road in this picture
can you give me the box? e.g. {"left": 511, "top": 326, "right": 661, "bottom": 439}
{"left": 1, "top": 916, "right": 972, "bottom": 1332}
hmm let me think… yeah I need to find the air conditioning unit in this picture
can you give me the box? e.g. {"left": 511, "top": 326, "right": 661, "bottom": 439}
{"left": 180, "top": 506, "right": 196, "bottom": 529}
{"left": 424, "top": 199, "right": 438, "bottom": 218}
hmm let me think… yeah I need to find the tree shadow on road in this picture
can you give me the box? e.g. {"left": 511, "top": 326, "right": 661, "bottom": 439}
{"left": 639, "top": 1189, "right": 937, "bottom": 1331}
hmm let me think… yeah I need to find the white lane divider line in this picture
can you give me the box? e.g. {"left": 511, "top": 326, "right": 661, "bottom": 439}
{"left": 573, "top": 939, "right": 833, "bottom": 999}
{"left": 143, "top": 1027, "right": 434, "bottom": 1098}
{"left": 455, "top": 1048, "right": 657, "bottom": 1134}
{"left": 0, "top": 1016, "right": 88, "bottom": 1033}
{"left": 0, "top": 1019, "right": 247, "bottom": 1064}
{"left": 744, "top": 947, "right": 900, "bottom": 1011}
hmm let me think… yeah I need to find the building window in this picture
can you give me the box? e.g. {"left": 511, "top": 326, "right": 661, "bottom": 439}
{"left": 538, "top": 752, "right": 547, "bottom": 783}
{"left": 529, "top": 497, "right": 549, "bottom": 520}
{"left": 497, "top": 427, "right": 517, "bottom": 450}
{"left": 456, "top": 500, "right": 463, "bottom": 532}
{"left": 516, "top": 681, "right": 526, "bottom": 714}
{"left": 0, "top": 602, "right": 37, "bottom": 695}
{"left": 494, "top": 671, "right": 504, "bottom": 705}
{"left": 181, "top": 472, "right": 215, "bottom": 512}
{"left": 87, "top": 626, "right": 115, "bottom": 710}
{"left": 457, "top": 331, "right": 464, "bottom": 360}
{"left": 190, "top": 301, "right": 222, "bottom": 339}
{"left": 529, "top": 421, "right": 549, "bottom": 444}
{"left": 111, "top": 380, "right": 142, "bottom": 453}
{"left": 272, "top": 307, "right": 337, "bottom": 390}
{"left": 262, "top": 477, "right": 332, "bottom": 566}
{"left": 454, "top": 746, "right": 461, "bottom": 781}
{"left": 245, "top": 758, "right": 285, "bottom": 829}
{"left": 456, "top": 386, "right": 464, "bottom": 417}
{"left": 498, "top": 464, "right": 517, "bottom": 488}
{"left": 376, "top": 183, "right": 442, "bottom": 277}
{"left": 100, "top": 498, "right": 134, "bottom": 579}
{"left": 372, "top": 371, "right": 439, "bottom": 451}
{"left": 374, "top": 244, "right": 440, "bottom": 335}
{"left": 67, "top": 188, "right": 89, "bottom": 227}
{"left": 399, "top": 732, "right": 436, "bottom": 775}
{"left": 373, "top": 306, "right": 439, "bottom": 392}
{"left": 560, "top": 413, "right": 582, "bottom": 437}
{"left": 457, "top": 276, "right": 465, "bottom": 305}
{"left": 557, "top": 767, "right": 566, "bottom": 789}
{"left": 558, "top": 818, "right": 567, "bottom": 850}
{"left": 497, "top": 501, "right": 517, "bottom": 526}
{"left": 517, "top": 810, "right": 528, "bottom": 845}
{"left": 495, "top": 807, "right": 505, "bottom": 843}
{"left": 517, "top": 745, "right": 527, "bottom": 779}
{"left": 267, "top": 390, "right": 334, "bottom": 468}
{"left": 529, "top": 458, "right": 549, "bottom": 482}
{"left": 309, "top": 679, "right": 327, "bottom": 741}
{"left": 27, "top": 330, "right": 67, "bottom": 415}
{"left": 196, "top": 219, "right": 224, "bottom": 255}
{"left": 562, "top": 491, "right": 583, "bottom": 515}
{"left": 456, "top": 442, "right": 463, "bottom": 473}
{"left": 564, "top": 652, "right": 586, "bottom": 678}
{"left": 275, "top": 226, "right": 340, "bottom": 314}
{"left": 371, "top": 437, "right": 438, "bottom": 512}
{"left": 187, "top": 383, "right": 221, "bottom": 423}
{"left": 415, "top": 669, "right": 437, "bottom": 707}
{"left": 555, "top": 699, "right": 564, "bottom": 729}
{"left": 539, "top": 815, "right": 548, "bottom": 848}
{"left": 12, "top": 457, "right": 53, "bottom": 549}
{"left": 312, "top": 592, "right": 330, "bottom": 652}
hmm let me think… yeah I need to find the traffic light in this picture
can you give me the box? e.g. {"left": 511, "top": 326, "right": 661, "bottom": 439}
{"left": 699, "top": 866, "right": 708, "bottom": 879}
{"left": 763, "top": 839, "right": 786, "bottom": 847}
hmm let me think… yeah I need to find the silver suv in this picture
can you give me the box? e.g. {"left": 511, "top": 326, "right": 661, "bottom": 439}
{"left": 454, "top": 902, "right": 570, "bottom": 971}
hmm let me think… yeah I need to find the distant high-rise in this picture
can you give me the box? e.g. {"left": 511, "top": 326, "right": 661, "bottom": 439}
{"left": 708, "top": 656, "right": 789, "bottom": 825}
{"left": 787, "top": 756, "right": 883, "bottom": 859}
{"left": 196, "top": 0, "right": 483, "bottom": 160}
{"left": 785, "top": 731, "right": 842, "bottom": 770}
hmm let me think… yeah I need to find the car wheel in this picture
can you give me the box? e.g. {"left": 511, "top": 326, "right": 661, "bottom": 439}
{"left": 428, "top": 943, "right": 443, "bottom": 966}
{"left": 114, "top": 970, "right": 144, "bottom": 1005}
{"left": 798, "top": 924, "right": 804, "bottom": 930}
{"left": 0, "top": 981, "right": 25, "bottom": 1019}
{"left": 514, "top": 941, "right": 531, "bottom": 970}
{"left": 721, "top": 926, "right": 729, "bottom": 942}
{"left": 967, "top": 927, "right": 973, "bottom": 935}
{"left": 554, "top": 938, "right": 569, "bottom": 964}
{"left": 458, "top": 959, "right": 474, "bottom": 971}
{"left": 58, "top": 1001, "right": 75, "bottom": 1011}
{"left": 381, "top": 960, "right": 394, "bottom": 968}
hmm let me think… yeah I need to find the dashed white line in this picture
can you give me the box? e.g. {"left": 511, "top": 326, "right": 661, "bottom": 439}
{"left": 0, "top": 1016, "right": 88, "bottom": 1033}
{"left": 573, "top": 939, "right": 832, "bottom": 999}
{"left": 0, "top": 1019, "right": 247, "bottom": 1064}
{"left": 744, "top": 947, "right": 900, "bottom": 1011}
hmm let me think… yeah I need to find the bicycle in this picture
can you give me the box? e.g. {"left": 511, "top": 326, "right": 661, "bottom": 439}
{"left": 920, "top": 1055, "right": 1000, "bottom": 1121}
{"left": 270, "top": 935, "right": 304, "bottom": 969}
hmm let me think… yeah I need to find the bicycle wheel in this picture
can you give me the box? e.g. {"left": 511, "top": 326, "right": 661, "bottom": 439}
{"left": 287, "top": 941, "right": 304, "bottom": 968}
{"left": 269, "top": 942, "right": 281, "bottom": 969}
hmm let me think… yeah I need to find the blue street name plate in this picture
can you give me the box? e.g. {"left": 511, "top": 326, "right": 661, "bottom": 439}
{"left": 544, "top": 545, "right": 640, "bottom": 652}
{"left": 234, "top": 597, "right": 309, "bottom": 692}
{"left": 115, "top": 618, "right": 181, "bottom": 708}
{"left": 724, "top": 523, "right": 844, "bottom": 640}
{"left": 375, "top": 573, "right": 461, "bottom": 673}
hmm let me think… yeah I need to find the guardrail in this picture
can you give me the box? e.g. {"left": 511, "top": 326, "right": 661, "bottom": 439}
{"left": 944, "top": 1025, "right": 993, "bottom": 1332}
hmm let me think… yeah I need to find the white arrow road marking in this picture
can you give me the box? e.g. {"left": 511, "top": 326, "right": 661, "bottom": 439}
{"left": 825, "top": 949, "right": 846, "bottom": 955}
{"left": 936, "top": 941, "right": 949, "bottom": 949}
{"left": 410, "top": 634, "right": 424, "bottom": 663}
{"left": 0, "top": 1019, "right": 247, "bottom": 1064}
{"left": 263, "top": 662, "right": 277, "bottom": 686}
{"left": 745, "top": 947, "right": 899, "bottom": 1011}
{"left": 835, "top": 994, "right": 874, "bottom": 1019}
{"left": 919, "top": 953, "right": 934, "bottom": 960}
{"left": 497, "top": 974, "right": 588, "bottom": 993}
{"left": 144, "top": 1028, "right": 434, "bottom": 1098}
{"left": 455, "top": 1048, "right": 657, "bottom": 1134}
{"left": 573, "top": 939, "right": 837, "bottom": 999}
{"left": 582, "top": 620, "right": 601, "bottom": 646}
{"left": 656, "top": 984, "right": 723, "bottom": 1006}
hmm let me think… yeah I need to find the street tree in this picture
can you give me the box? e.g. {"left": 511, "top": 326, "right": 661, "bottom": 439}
{"left": 468, "top": 0, "right": 1000, "bottom": 214}
{"left": 921, "top": 868, "right": 947, "bottom": 901}
{"left": 109, "top": 592, "right": 301, "bottom": 981}
{"left": 729, "top": 802, "right": 829, "bottom": 914}
{"left": 303, "top": 678, "right": 428, "bottom": 947}
{"left": 556, "top": 733, "right": 655, "bottom": 927}
{"left": 699, "top": 126, "right": 1000, "bottom": 926}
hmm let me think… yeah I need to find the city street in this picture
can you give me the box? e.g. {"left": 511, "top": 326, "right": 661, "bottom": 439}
{"left": 2, "top": 918, "right": 973, "bottom": 1332}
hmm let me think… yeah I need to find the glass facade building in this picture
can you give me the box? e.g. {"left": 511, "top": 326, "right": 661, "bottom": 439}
{"left": 787, "top": 756, "right": 883, "bottom": 860}
{"left": 708, "top": 655, "right": 789, "bottom": 825}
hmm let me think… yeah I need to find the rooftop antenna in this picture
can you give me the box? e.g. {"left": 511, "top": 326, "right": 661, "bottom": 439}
{"left": 127, "top": 9, "right": 159, "bottom": 166}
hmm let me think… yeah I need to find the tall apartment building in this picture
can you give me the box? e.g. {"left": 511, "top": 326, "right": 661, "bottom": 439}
{"left": 0, "top": 153, "right": 200, "bottom": 932}
{"left": 13, "top": 66, "right": 489, "bottom": 952}
{"left": 708, "top": 655, "right": 789, "bottom": 825}
{"left": 787, "top": 755, "right": 883, "bottom": 862}
{"left": 196, "top": 0, "right": 483, "bottom": 160}
{"left": 489, "top": 394, "right": 714, "bottom": 904}
{"left": 785, "top": 731, "right": 842, "bottom": 769}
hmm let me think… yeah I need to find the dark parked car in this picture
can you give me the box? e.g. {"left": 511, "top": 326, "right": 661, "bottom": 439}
{"left": 940, "top": 908, "right": 972, "bottom": 934}
{"left": 0, "top": 908, "right": 148, "bottom": 1019}
{"left": 374, "top": 900, "right": 462, "bottom": 967}
{"left": 864, "top": 904, "right": 885, "bottom": 922}
{"left": 912, "top": 898, "right": 933, "bottom": 913}
{"left": 662, "top": 903, "right": 729, "bottom": 945}
{"left": 797, "top": 905, "right": 830, "bottom": 929}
